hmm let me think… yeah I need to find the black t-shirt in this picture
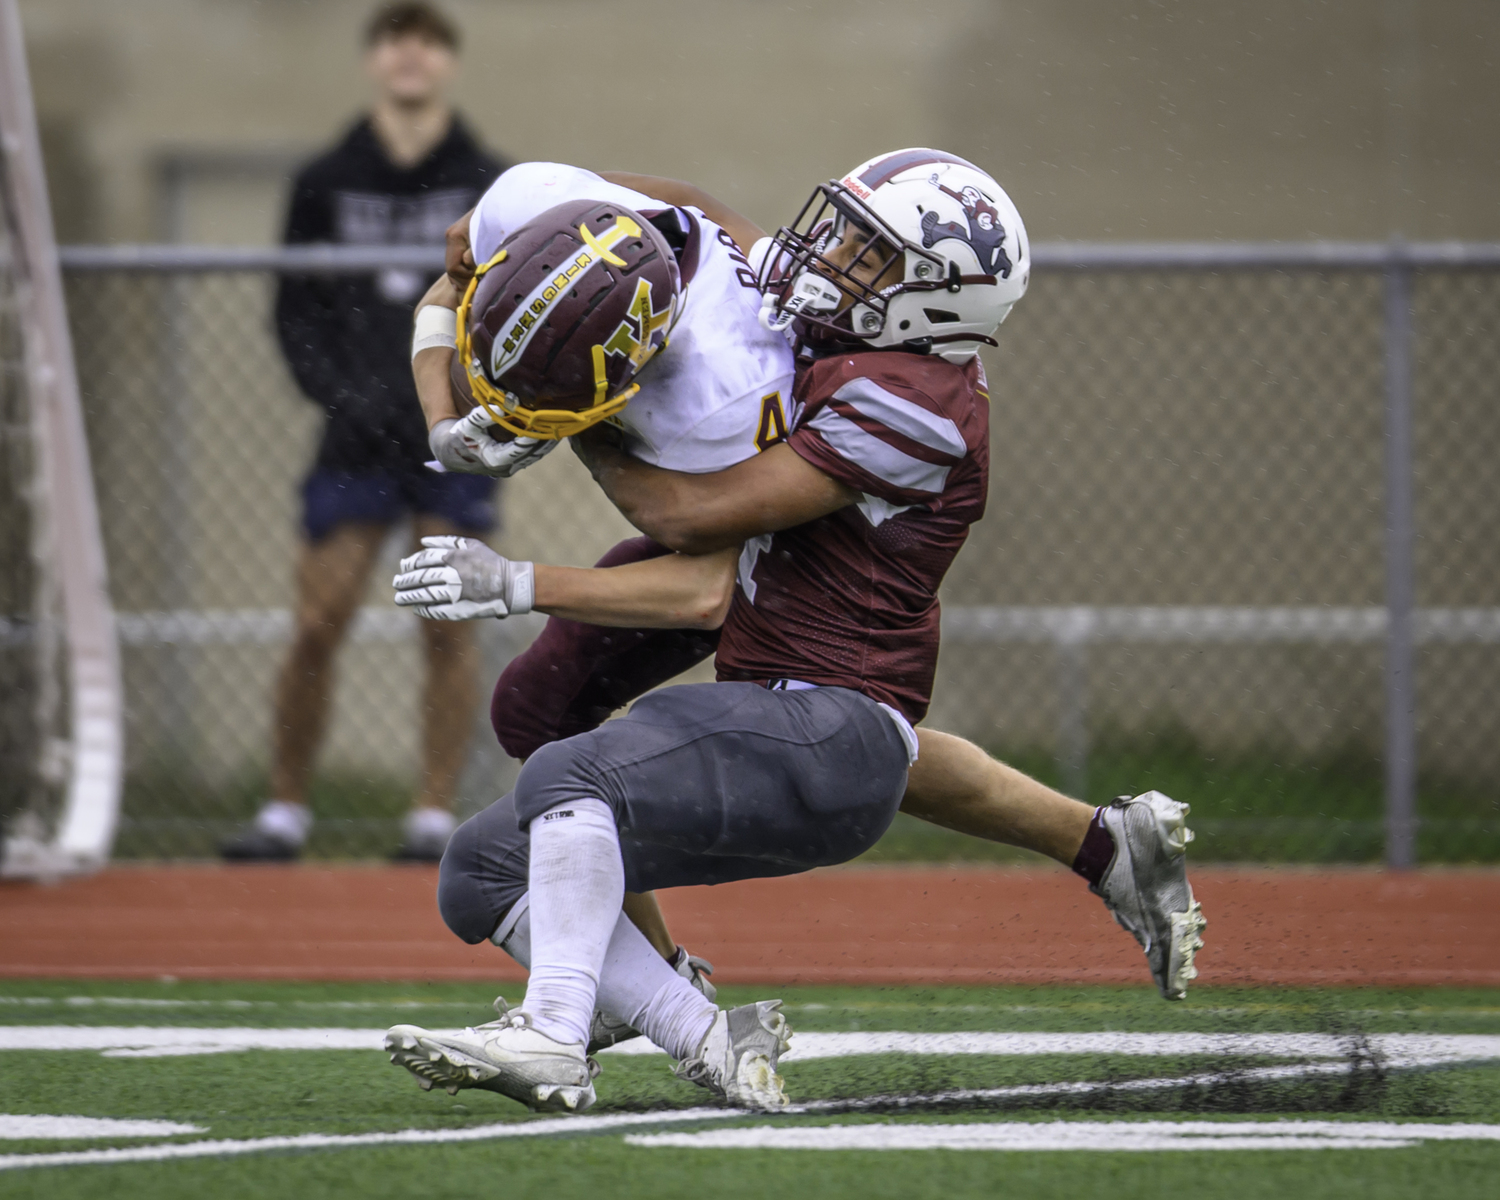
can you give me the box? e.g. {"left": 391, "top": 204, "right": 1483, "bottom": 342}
{"left": 274, "top": 116, "right": 505, "bottom": 475}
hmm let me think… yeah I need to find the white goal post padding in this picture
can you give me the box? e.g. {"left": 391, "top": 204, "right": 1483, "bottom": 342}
{"left": 0, "top": 0, "right": 123, "bottom": 876}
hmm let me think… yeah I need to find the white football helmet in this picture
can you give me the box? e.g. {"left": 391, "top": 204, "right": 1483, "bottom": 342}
{"left": 758, "top": 149, "right": 1029, "bottom": 363}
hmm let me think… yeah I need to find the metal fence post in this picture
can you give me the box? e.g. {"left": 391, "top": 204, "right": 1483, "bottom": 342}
{"left": 1382, "top": 257, "right": 1418, "bottom": 869}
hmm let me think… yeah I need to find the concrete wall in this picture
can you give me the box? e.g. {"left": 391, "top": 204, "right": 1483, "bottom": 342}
{"left": 22, "top": 0, "right": 1500, "bottom": 244}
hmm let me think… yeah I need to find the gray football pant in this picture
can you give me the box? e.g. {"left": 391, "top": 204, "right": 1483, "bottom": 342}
{"left": 438, "top": 681, "right": 909, "bottom": 945}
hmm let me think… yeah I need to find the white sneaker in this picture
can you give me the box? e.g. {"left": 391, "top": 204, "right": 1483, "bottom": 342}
{"left": 587, "top": 948, "right": 717, "bottom": 1054}
{"left": 385, "top": 1001, "right": 597, "bottom": 1113}
{"left": 1094, "top": 791, "right": 1207, "bottom": 1001}
{"left": 673, "top": 1000, "right": 792, "bottom": 1111}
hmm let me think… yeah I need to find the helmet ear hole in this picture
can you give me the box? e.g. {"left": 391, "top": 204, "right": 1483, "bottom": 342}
{"left": 923, "top": 308, "right": 962, "bottom": 324}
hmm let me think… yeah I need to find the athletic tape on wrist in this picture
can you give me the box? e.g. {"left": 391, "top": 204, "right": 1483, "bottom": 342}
{"left": 427, "top": 418, "right": 458, "bottom": 466}
{"left": 411, "top": 305, "right": 458, "bottom": 360}
{"left": 510, "top": 561, "right": 536, "bottom": 615}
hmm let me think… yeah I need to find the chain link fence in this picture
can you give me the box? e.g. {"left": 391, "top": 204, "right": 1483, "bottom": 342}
{"left": 56, "top": 244, "right": 1500, "bottom": 863}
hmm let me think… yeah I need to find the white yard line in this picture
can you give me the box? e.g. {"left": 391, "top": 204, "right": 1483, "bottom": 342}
{"left": 0, "top": 1108, "right": 733, "bottom": 1172}
{"left": 0, "top": 997, "right": 474, "bottom": 1011}
{"left": 2, "top": 1027, "right": 1498, "bottom": 1066}
{"left": 0, "top": 1027, "right": 379, "bottom": 1055}
{"left": 0, "top": 1116, "right": 204, "bottom": 1140}
{"left": 627, "top": 1119, "right": 1500, "bottom": 1153}
{"left": 4, "top": 1108, "right": 1498, "bottom": 1170}
{"left": 2, "top": 1026, "right": 1498, "bottom": 1171}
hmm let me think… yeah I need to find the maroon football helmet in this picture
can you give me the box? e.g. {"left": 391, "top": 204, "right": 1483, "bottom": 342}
{"left": 455, "top": 199, "right": 682, "bottom": 438}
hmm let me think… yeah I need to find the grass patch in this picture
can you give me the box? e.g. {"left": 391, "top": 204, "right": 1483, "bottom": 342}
{"left": 0, "top": 980, "right": 1497, "bottom": 1199}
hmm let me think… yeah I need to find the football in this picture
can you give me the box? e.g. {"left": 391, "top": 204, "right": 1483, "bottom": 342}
{"left": 449, "top": 352, "right": 517, "bottom": 442}
{"left": 449, "top": 349, "right": 477, "bottom": 415}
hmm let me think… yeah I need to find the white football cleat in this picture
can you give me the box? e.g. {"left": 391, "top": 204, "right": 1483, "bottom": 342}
{"left": 673, "top": 1000, "right": 792, "bottom": 1111}
{"left": 588, "top": 949, "right": 717, "bottom": 1054}
{"left": 386, "top": 1002, "right": 596, "bottom": 1113}
{"left": 1093, "top": 791, "right": 1207, "bottom": 1001}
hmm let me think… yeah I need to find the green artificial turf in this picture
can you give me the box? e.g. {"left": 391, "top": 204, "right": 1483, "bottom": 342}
{"left": 1, "top": 980, "right": 1497, "bottom": 1199}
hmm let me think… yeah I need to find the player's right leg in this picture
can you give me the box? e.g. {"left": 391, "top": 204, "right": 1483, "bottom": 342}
{"left": 502, "top": 682, "right": 907, "bottom": 1107}
{"left": 221, "top": 517, "right": 388, "bottom": 861}
{"left": 393, "top": 683, "right": 906, "bottom": 1111}
{"left": 392, "top": 792, "right": 719, "bottom": 1110}
{"left": 433, "top": 795, "right": 716, "bottom": 1050}
{"left": 904, "top": 730, "right": 1205, "bottom": 999}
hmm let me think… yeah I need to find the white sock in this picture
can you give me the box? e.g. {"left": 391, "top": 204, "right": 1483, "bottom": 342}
{"left": 597, "top": 915, "right": 717, "bottom": 1061}
{"left": 255, "top": 800, "right": 311, "bottom": 846}
{"left": 497, "top": 898, "right": 716, "bottom": 1061}
{"left": 520, "top": 799, "right": 623, "bottom": 1047}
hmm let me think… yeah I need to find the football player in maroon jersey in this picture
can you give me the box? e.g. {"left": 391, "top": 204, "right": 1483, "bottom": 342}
{"left": 383, "top": 151, "right": 1203, "bottom": 1114}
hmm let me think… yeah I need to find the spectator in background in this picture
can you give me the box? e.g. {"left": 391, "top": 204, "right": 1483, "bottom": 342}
{"left": 222, "top": 2, "right": 507, "bottom": 863}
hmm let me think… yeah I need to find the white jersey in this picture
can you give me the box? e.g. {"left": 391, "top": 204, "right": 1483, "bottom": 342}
{"left": 469, "top": 163, "right": 795, "bottom": 473}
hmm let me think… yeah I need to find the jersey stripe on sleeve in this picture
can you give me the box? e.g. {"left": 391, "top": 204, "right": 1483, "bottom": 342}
{"left": 802, "top": 376, "right": 966, "bottom": 495}
{"left": 832, "top": 377, "right": 967, "bottom": 458}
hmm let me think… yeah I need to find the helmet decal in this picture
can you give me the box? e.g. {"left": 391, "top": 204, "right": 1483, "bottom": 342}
{"left": 601, "top": 278, "right": 675, "bottom": 371}
{"left": 920, "top": 175, "right": 1014, "bottom": 279}
{"left": 487, "top": 214, "right": 643, "bottom": 380}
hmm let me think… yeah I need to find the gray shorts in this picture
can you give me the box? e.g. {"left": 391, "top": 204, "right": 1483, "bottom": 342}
{"left": 438, "top": 681, "right": 909, "bottom": 944}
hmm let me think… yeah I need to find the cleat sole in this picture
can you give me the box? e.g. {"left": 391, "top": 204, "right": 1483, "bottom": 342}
{"left": 531, "top": 1082, "right": 596, "bottom": 1113}
{"left": 729, "top": 1052, "right": 788, "bottom": 1112}
{"left": 1163, "top": 899, "right": 1208, "bottom": 1001}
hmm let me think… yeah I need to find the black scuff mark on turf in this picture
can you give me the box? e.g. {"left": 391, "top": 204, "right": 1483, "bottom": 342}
{"left": 590, "top": 1034, "right": 1478, "bottom": 1120}
{"left": 791, "top": 1048, "right": 1484, "bottom": 1121}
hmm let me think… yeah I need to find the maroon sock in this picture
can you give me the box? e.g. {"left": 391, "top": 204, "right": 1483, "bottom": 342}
{"left": 1070, "top": 807, "right": 1116, "bottom": 888}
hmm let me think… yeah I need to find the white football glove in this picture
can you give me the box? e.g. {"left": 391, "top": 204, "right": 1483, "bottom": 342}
{"left": 393, "top": 536, "right": 535, "bottom": 621}
{"left": 428, "top": 410, "right": 558, "bottom": 477}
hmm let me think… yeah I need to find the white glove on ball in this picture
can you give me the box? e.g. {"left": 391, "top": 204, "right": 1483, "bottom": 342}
{"left": 393, "top": 536, "right": 535, "bottom": 621}
{"left": 428, "top": 410, "right": 558, "bottom": 477}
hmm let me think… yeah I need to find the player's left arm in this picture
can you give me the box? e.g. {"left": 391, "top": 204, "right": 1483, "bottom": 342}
{"left": 394, "top": 537, "right": 737, "bottom": 629}
{"left": 572, "top": 433, "right": 860, "bottom": 555}
{"left": 534, "top": 548, "right": 737, "bottom": 628}
{"left": 411, "top": 273, "right": 464, "bottom": 431}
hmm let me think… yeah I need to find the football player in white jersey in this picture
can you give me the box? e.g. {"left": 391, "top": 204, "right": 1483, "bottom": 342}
{"left": 420, "top": 161, "right": 795, "bottom": 481}
{"left": 403, "top": 159, "right": 1202, "bottom": 1011}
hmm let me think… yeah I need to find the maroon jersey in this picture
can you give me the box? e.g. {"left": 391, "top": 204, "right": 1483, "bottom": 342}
{"left": 714, "top": 349, "right": 989, "bottom": 722}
